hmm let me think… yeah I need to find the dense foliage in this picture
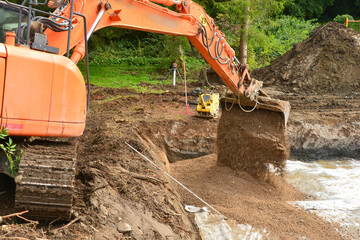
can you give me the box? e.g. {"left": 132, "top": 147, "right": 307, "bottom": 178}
{"left": 85, "top": 0, "right": 357, "bottom": 71}
{"left": 7, "top": 0, "right": 360, "bottom": 71}
{"left": 284, "top": 0, "right": 335, "bottom": 19}
{"left": 215, "top": 12, "right": 317, "bottom": 68}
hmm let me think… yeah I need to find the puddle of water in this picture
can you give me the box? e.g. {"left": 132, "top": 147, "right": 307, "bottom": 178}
{"left": 284, "top": 159, "right": 360, "bottom": 239}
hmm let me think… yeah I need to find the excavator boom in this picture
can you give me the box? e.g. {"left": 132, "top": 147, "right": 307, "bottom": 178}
{"left": 43, "top": 0, "right": 263, "bottom": 99}
{"left": 44, "top": 0, "right": 289, "bottom": 119}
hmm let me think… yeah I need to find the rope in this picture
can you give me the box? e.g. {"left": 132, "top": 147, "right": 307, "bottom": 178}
{"left": 202, "top": 69, "right": 216, "bottom": 90}
{"left": 125, "top": 142, "right": 226, "bottom": 220}
{"left": 224, "top": 87, "right": 259, "bottom": 113}
{"left": 237, "top": 91, "right": 258, "bottom": 113}
{"left": 224, "top": 89, "right": 235, "bottom": 111}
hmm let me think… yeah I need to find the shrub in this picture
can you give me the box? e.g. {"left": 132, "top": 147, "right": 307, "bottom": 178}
{"left": 334, "top": 14, "right": 356, "bottom": 29}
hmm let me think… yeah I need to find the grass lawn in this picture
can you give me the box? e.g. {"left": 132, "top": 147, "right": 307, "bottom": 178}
{"left": 78, "top": 57, "right": 207, "bottom": 93}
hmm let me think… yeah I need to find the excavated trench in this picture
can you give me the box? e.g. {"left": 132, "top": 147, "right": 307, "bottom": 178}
{"left": 287, "top": 121, "right": 360, "bottom": 160}
{"left": 150, "top": 114, "right": 359, "bottom": 166}
{"left": 140, "top": 118, "right": 217, "bottom": 163}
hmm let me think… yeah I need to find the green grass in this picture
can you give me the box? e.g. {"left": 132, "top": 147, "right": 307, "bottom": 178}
{"left": 97, "top": 94, "right": 123, "bottom": 103}
{"left": 78, "top": 56, "right": 208, "bottom": 93}
{"left": 78, "top": 63, "right": 171, "bottom": 93}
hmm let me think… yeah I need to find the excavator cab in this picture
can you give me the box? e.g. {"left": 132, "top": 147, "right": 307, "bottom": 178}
{"left": 0, "top": 0, "right": 69, "bottom": 53}
{"left": 0, "top": 1, "right": 27, "bottom": 42}
{"left": 0, "top": 0, "right": 90, "bottom": 220}
{"left": 0, "top": 0, "right": 88, "bottom": 139}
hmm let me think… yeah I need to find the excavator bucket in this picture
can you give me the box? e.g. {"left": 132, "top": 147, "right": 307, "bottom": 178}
{"left": 217, "top": 91, "right": 290, "bottom": 178}
{"left": 220, "top": 90, "right": 290, "bottom": 126}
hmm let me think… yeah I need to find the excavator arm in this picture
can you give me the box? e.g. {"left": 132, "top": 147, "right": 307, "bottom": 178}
{"left": 45, "top": 0, "right": 262, "bottom": 100}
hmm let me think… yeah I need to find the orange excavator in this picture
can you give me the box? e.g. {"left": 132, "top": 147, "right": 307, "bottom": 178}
{"left": 0, "top": 0, "right": 289, "bottom": 220}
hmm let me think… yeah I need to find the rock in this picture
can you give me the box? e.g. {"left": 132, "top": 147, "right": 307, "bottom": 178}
{"left": 90, "top": 197, "right": 99, "bottom": 208}
{"left": 62, "top": 229, "right": 70, "bottom": 235}
{"left": 72, "top": 211, "right": 79, "bottom": 218}
{"left": 99, "top": 204, "right": 108, "bottom": 216}
{"left": 80, "top": 222, "right": 91, "bottom": 232}
{"left": 114, "top": 117, "right": 126, "bottom": 123}
{"left": 14, "top": 175, "right": 23, "bottom": 184}
{"left": 117, "top": 222, "right": 132, "bottom": 233}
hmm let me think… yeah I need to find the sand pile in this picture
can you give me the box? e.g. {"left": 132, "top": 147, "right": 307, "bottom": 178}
{"left": 171, "top": 154, "right": 342, "bottom": 239}
{"left": 253, "top": 22, "right": 360, "bottom": 94}
{"left": 217, "top": 106, "right": 289, "bottom": 177}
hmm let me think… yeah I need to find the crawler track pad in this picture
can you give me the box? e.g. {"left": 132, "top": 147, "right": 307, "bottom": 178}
{"left": 15, "top": 141, "right": 77, "bottom": 220}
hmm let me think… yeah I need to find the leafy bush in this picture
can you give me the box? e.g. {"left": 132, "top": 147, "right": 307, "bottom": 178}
{"left": 216, "top": 15, "right": 317, "bottom": 69}
{"left": 334, "top": 14, "right": 354, "bottom": 23}
{"left": 248, "top": 16, "right": 317, "bottom": 68}
{"left": 87, "top": 28, "right": 194, "bottom": 70}
{"left": 0, "top": 126, "right": 23, "bottom": 176}
{"left": 268, "top": 16, "right": 318, "bottom": 44}
{"left": 334, "top": 14, "right": 355, "bottom": 29}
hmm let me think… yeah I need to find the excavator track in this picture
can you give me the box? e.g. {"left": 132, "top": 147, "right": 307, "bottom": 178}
{"left": 15, "top": 141, "right": 77, "bottom": 220}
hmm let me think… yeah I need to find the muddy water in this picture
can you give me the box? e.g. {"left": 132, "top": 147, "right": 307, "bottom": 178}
{"left": 284, "top": 159, "right": 360, "bottom": 239}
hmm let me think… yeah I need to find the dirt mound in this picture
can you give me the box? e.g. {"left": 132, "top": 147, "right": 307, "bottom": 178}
{"left": 217, "top": 106, "right": 289, "bottom": 177}
{"left": 171, "top": 154, "right": 342, "bottom": 239}
{"left": 253, "top": 22, "right": 360, "bottom": 94}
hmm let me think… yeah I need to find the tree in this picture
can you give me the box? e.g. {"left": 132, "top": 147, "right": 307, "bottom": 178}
{"left": 239, "top": 3, "right": 250, "bottom": 64}
{"left": 214, "top": 0, "right": 287, "bottom": 64}
{"left": 321, "top": 0, "right": 360, "bottom": 21}
{"left": 284, "top": 0, "right": 335, "bottom": 19}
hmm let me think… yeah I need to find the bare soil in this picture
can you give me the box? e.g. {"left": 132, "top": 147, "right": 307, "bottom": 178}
{"left": 172, "top": 154, "right": 341, "bottom": 240}
{"left": 217, "top": 106, "right": 289, "bottom": 177}
{"left": 253, "top": 22, "right": 360, "bottom": 95}
{"left": 1, "top": 82, "right": 355, "bottom": 239}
